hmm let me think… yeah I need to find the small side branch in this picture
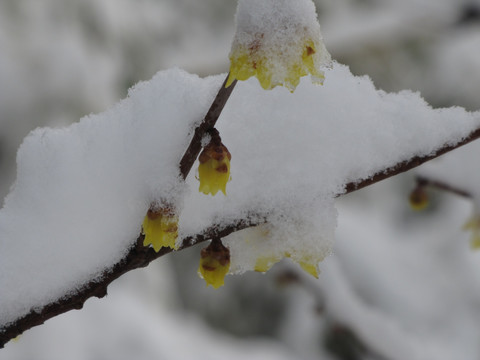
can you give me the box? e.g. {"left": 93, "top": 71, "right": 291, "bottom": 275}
{"left": 179, "top": 75, "right": 237, "bottom": 180}
{"left": 415, "top": 176, "right": 471, "bottom": 198}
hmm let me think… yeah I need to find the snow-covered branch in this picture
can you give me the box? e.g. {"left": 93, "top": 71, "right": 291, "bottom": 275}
{"left": 344, "top": 126, "right": 480, "bottom": 194}
{"left": 2, "top": 0, "right": 480, "bottom": 348}
{"left": 2, "top": 115, "right": 480, "bottom": 346}
{"left": 0, "top": 216, "right": 259, "bottom": 348}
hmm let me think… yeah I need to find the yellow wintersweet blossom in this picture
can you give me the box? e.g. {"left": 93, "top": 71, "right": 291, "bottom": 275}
{"left": 198, "top": 130, "right": 231, "bottom": 196}
{"left": 142, "top": 208, "right": 178, "bottom": 252}
{"left": 463, "top": 215, "right": 480, "bottom": 250}
{"left": 198, "top": 239, "right": 230, "bottom": 289}
{"left": 226, "top": 0, "right": 331, "bottom": 91}
{"left": 226, "top": 38, "right": 326, "bottom": 92}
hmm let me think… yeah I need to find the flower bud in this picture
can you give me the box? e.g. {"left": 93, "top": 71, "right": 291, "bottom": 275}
{"left": 409, "top": 186, "right": 429, "bottom": 211}
{"left": 198, "top": 239, "right": 230, "bottom": 289}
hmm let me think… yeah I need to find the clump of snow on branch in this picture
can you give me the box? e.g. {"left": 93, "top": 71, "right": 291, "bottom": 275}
{"left": 1, "top": 62, "right": 480, "bottom": 327}
{"left": 227, "top": 0, "right": 331, "bottom": 91}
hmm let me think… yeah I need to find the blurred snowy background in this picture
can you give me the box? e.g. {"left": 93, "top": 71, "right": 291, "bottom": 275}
{"left": 1, "top": 0, "right": 480, "bottom": 359}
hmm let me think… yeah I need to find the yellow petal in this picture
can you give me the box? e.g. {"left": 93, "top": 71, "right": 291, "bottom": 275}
{"left": 286, "top": 252, "right": 320, "bottom": 278}
{"left": 198, "top": 157, "right": 230, "bottom": 196}
{"left": 198, "top": 258, "right": 230, "bottom": 289}
{"left": 254, "top": 255, "right": 282, "bottom": 273}
{"left": 298, "top": 261, "right": 320, "bottom": 279}
{"left": 142, "top": 210, "right": 178, "bottom": 251}
{"left": 227, "top": 37, "right": 328, "bottom": 92}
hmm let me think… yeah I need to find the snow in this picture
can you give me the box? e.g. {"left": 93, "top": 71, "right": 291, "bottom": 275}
{"left": 1, "top": 61, "right": 479, "bottom": 329}
{"left": 0, "top": 69, "right": 222, "bottom": 326}
{"left": 1, "top": 0, "right": 480, "bottom": 359}
{"left": 322, "top": 186, "right": 480, "bottom": 360}
{"left": 0, "top": 265, "right": 298, "bottom": 360}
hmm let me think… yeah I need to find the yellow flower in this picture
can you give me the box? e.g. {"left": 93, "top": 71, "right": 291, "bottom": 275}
{"left": 226, "top": 0, "right": 331, "bottom": 92}
{"left": 198, "top": 239, "right": 230, "bottom": 289}
{"left": 198, "top": 130, "right": 231, "bottom": 196}
{"left": 463, "top": 215, "right": 480, "bottom": 250}
{"left": 142, "top": 208, "right": 178, "bottom": 252}
{"left": 409, "top": 186, "right": 429, "bottom": 211}
{"left": 226, "top": 38, "right": 326, "bottom": 92}
{"left": 297, "top": 260, "right": 320, "bottom": 279}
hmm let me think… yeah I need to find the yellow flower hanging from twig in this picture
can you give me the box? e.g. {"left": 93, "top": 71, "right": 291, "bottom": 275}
{"left": 198, "top": 238, "right": 231, "bottom": 289}
{"left": 226, "top": 0, "right": 331, "bottom": 92}
{"left": 142, "top": 207, "right": 178, "bottom": 252}
{"left": 198, "top": 129, "right": 231, "bottom": 196}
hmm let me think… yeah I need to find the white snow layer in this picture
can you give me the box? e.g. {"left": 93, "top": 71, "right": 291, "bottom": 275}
{"left": 1, "top": 63, "right": 479, "bottom": 327}
{"left": 0, "top": 268, "right": 297, "bottom": 360}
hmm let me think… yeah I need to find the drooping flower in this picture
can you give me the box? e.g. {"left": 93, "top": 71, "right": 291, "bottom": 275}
{"left": 198, "top": 239, "right": 230, "bottom": 289}
{"left": 226, "top": 0, "right": 331, "bottom": 92}
{"left": 463, "top": 214, "right": 480, "bottom": 249}
{"left": 409, "top": 185, "right": 429, "bottom": 211}
{"left": 198, "top": 130, "right": 231, "bottom": 196}
{"left": 142, "top": 207, "right": 178, "bottom": 252}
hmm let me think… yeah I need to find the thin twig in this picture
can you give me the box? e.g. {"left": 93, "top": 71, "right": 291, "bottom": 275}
{"left": 415, "top": 176, "right": 471, "bottom": 198}
{"left": 179, "top": 75, "right": 237, "bottom": 180}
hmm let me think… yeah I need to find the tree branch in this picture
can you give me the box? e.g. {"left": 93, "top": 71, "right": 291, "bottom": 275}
{"left": 0, "top": 216, "right": 260, "bottom": 347}
{"left": 343, "top": 128, "right": 480, "bottom": 194}
{"left": 1, "top": 79, "right": 479, "bottom": 347}
{"left": 0, "top": 73, "right": 238, "bottom": 348}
